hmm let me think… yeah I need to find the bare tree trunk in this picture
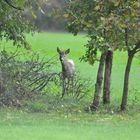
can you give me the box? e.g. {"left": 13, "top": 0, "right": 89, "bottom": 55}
{"left": 90, "top": 52, "right": 106, "bottom": 111}
{"left": 103, "top": 50, "right": 113, "bottom": 104}
{"left": 121, "top": 51, "right": 134, "bottom": 110}
{"left": 121, "top": 40, "right": 140, "bottom": 111}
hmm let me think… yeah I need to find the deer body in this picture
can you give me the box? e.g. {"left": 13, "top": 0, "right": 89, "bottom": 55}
{"left": 61, "top": 59, "right": 75, "bottom": 78}
{"left": 57, "top": 47, "right": 75, "bottom": 97}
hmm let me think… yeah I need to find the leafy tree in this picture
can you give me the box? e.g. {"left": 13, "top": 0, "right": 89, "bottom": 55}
{"left": 103, "top": 0, "right": 140, "bottom": 110}
{"left": 0, "top": 0, "right": 46, "bottom": 98}
{"left": 63, "top": 0, "right": 122, "bottom": 110}
{"left": 115, "top": 0, "right": 140, "bottom": 110}
{"left": 4, "top": 0, "right": 23, "bottom": 10}
{"left": 63, "top": 0, "right": 140, "bottom": 110}
{"left": 0, "top": 0, "right": 44, "bottom": 48}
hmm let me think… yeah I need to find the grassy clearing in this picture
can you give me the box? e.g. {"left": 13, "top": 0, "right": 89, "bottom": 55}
{"left": 0, "top": 109, "right": 140, "bottom": 140}
{"left": 27, "top": 32, "right": 140, "bottom": 93}
{"left": 0, "top": 32, "right": 140, "bottom": 140}
{"left": 2, "top": 32, "right": 139, "bottom": 101}
{"left": 0, "top": 31, "right": 140, "bottom": 105}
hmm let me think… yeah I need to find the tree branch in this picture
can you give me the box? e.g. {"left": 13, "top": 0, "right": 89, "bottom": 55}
{"left": 129, "top": 40, "right": 140, "bottom": 55}
{"left": 133, "top": 40, "right": 140, "bottom": 53}
{"left": 4, "top": 0, "right": 23, "bottom": 10}
{"left": 125, "top": 28, "right": 128, "bottom": 47}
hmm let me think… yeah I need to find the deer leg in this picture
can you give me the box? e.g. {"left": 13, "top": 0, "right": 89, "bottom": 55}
{"left": 62, "top": 78, "right": 66, "bottom": 98}
{"left": 66, "top": 78, "right": 70, "bottom": 95}
{"left": 71, "top": 77, "right": 74, "bottom": 95}
{"left": 61, "top": 78, "right": 65, "bottom": 98}
{"left": 68, "top": 77, "right": 74, "bottom": 96}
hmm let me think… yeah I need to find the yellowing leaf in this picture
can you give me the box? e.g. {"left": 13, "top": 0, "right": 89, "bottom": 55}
{"left": 95, "top": 5, "right": 100, "bottom": 11}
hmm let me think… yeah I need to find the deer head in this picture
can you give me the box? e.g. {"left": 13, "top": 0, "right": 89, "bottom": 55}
{"left": 57, "top": 47, "right": 70, "bottom": 62}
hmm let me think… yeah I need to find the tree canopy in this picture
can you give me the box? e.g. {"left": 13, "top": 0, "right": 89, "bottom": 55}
{"left": 63, "top": 0, "right": 140, "bottom": 110}
{"left": 63, "top": 0, "right": 140, "bottom": 63}
{"left": 0, "top": 0, "right": 44, "bottom": 48}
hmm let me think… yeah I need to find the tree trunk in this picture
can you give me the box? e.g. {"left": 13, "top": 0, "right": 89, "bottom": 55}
{"left": 121, "top": 51, "right": 134, "bottom": 111}
{"left": 103, "top": 50, "right": 113, "bottom": 104}
{"left": 90, "top": 52, "right": 106, "bottom": 111}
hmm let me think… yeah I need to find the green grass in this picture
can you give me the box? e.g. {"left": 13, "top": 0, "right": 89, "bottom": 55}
{"left": 0, "top": 32, "right": 140, "bottom": 140}
{"left": 27, "top": 32, "right": 140, "bottom": 91}
{"left": 2, "top": 32, "right": 139, "bottom": 100}
{"left": 0, "top": 31, "right": 140, "bottom": 104}
{"left": 0, "top": 109, "right": 140, "bottom": 140}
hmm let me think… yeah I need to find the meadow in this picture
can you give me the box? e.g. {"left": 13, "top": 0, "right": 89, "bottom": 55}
{"left": 0, "top": 109, "right": 140, "bottom": 140}
{"left": 0, "top": 32, "right": 140, "bottom": 140}
{"left": 25, "top": 32, "right": 140, "bottom": 100}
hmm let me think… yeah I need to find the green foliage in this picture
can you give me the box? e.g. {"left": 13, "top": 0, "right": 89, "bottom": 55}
{"left": 0, "top": 48, "right": 93, "bottom": 108}
{"left": 0, "top": 50, "right": 30, "bottom": 106}
{"left": 28, "top": 101, "right": 47, "bottom": 113}
{"left": 50, "top": 71, "right": 93, "bottom": 99}
{"left": 0, "top": 50, "right": 57, "bottom": 107}
{"left": 26, "top": 94, "right": 82, "bottom": 113}
{"left": 1, "top": 32, "right": 140, "bottom": 110}
{"left": 63, "top": 0, "right": 140, "bottom": 63}
{"left": 0, "top": 0, "right": 45, "bottom": 48}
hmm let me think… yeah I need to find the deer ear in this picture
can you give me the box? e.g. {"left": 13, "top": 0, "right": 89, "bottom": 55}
{"left": 57, "top": 47, "right": 61, "bottom": 53}
{"left": 65, "top": 48, "right": 70, "bottom": 54}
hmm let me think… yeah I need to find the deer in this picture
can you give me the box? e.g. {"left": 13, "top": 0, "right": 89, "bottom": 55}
{"left": 57, "top": 47, "right": 75, "bottom": 97}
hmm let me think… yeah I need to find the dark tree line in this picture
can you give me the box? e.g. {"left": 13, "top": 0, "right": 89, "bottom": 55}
{"left": 24, "top": 0, "right": 66, "bottom": 31}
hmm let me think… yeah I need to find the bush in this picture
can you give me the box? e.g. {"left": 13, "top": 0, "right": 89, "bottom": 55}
{"left": 50, "top": 71, "right": 93, "bottom": 100}
{"left": 0, "top": 50, "right": 93, "bottom": 111}
{"left": 0, "top": 50, "right": 57, "bottom": 107}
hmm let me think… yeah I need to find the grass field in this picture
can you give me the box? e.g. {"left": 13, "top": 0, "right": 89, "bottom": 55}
{"left": 0, "top": 109, "right": 140, "bottom": 140}
{"left": 27, "top": 32, "right": 140, "bottom": 90}
{"left": 3, "top": 32, "right": 139, "bottom": 91}
{"left": 18, "top": 32, "right": 140, "bottom": 100}
{"left": 0, "top": 32, "right": 140, "bottom": 140}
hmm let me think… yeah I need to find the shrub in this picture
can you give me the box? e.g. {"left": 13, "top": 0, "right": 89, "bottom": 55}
{"left": 51, "top": 71, "right": 93, "bottom": 100}
{"left": 0, "top": 50, "right": 93, "bottom": 110}
{"left": 0, "top": 50, "right": 57, "bottom": 107}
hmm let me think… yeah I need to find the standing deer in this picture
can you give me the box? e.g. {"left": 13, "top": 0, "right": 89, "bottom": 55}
{"left": 57, "top": 47, "right": 75, "bottom": 97}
